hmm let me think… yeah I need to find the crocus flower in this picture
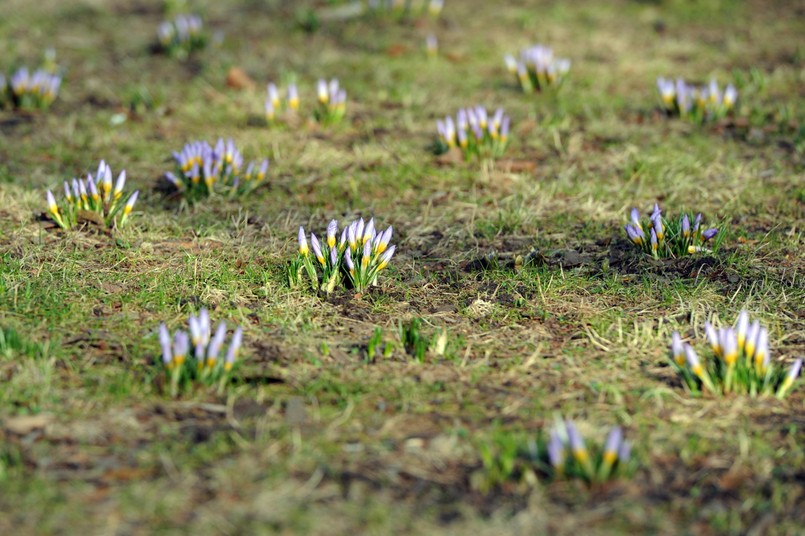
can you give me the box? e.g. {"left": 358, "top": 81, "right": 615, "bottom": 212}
{"left": 311, "top": 233, "right": 325, "bottom": 265}
{"left": 344, "top": 246, "right": 355, "bottom": 274}
{"left": 602, "top": 426, "right": 623, "bottom": 466}
{"left": 754, "top": 328, "right": 768, "bottom": 369}
{"left": 701, "top": 228, "right": 718, "bottom": 241}
{"left": 745, "top": 320, "right": 760, "bottom": 358}
{"left": 723, "top": 85, "right": 737, "bottom": 109}
{"left": 298, "top": 227, "right": 309, "bottom": 256}
{"left": 704, "top": 322, "right": 720, "bottom": 356}
{"left": 565, "top": 421, "right": 588, "bottom": 464}
{"left": 288, "top": 84, "right": 299, "bottom": 110}
{"left": 671, "top": 331, "right": 685, "bottom": 366}
{"left": 377, "top": 245, "right": 395, "bottom": 270}
{"left": 720, "top": 328, "right": 738, "bottom": 365}
{"left": 625, "top": 224, "right": 644, "bottom": 246}
{"left": 777, "top": 359, "right": 802, "bottom": 399}
{"left": 122, "top": 190, "right": 139, "bottom": 216}
{"left": 159, "top": 323, "right": 172, "bottom": 365}
{"left": 681, "top": 214, "right": 691, "bottom": 238}
{"left": 224, "top": 327, "right": 243, "bottom": 371}
{"left": 326, "top": 220, "right": 338, "bottom": 248}
{"left": 173, "top": 331, "right": 189, "bottom": 365}
{"left": 547, "top": 430, "right": 565, "bottom": 471}
{"left": 684, "top": 344, "right": 703, "bottom": 378}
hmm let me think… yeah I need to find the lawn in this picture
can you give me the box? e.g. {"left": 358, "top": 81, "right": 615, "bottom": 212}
{"left": 1, "top": 0, "right": 803, "bottom": 534}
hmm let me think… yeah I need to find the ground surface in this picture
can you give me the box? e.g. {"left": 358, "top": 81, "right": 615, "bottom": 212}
{"left": 1, "top": 0, "right": 804, "bottom": 534}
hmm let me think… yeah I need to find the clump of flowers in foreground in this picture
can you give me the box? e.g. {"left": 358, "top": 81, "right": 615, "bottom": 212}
{"left": 1, "top": 66, "right": 62, "bottom": 110}
{"left": 670, "top": 311, "right": 802, "bottom": 399}
{"left": 46, "top": 161, "right": 139, "bottom": 230}
{"left": 157, "top": 14, "right": 206, "bottom": 58}
{"left": 164, "top": 138, "right": 268, "bottom": 201}
{"left": 473, "top": 419, "right": 632, "bottom": 493}
{"left": 290, "top": 217, "right": 396, "bottom": 294}
{"left": 624, "top": 203, "right": 721, "bottom": 258}
{"left": 504, "top": 45, "right": 570, "bottom": 93}
{"left": 158, "top": 309, "right": 243, "bottom": 397}
{"left": 656, "top": 77, "right": 737, "bottom": 123}
{"left": 436, "top": 106, "right": 511, "bottom": 160}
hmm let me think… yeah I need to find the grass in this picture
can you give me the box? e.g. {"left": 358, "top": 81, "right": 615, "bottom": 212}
{"left": 1, "top": 0, "right": 804, "bottom": 534}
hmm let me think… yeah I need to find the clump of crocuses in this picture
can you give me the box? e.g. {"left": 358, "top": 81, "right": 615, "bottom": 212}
{"left": 264, "top": 79, "right": 346, "bottom": 127}
{"left": 264, "top": 82, "right": 300, "bottom": 124}
{"left": 670, "top": 311, "right": 802, "bottom": 399}
{"left": 436, "top": 106, "right": 511, "bottom": 160}
{"left": 473, "top": 419, "right": 632, "bottom": 493}
{"left": 504, "top": 45, "right": 570, "bottom": 93}
{"left": 164, "top": 138, "right": 269, "bottom": 201}
{"left": 157, "top": 14, "right": 206, "bottom": 58}
{"left": 2, "top": 66, "right": 61, "bottom": 110}
{"left": 45, "top": 160, "right": 139, "bottom": 230}
{"left": 158, "top": 309, "right": 243, "bottom": 397}
{"left": 290, "top": 217, "right": 396, "bottom": 294}
{"left": 657, "top": 77, "right": 737, "bottom": 123}
{"left": 624, "top": 203, "right": 721, "bottom": 258}
{"left": 314, "top": 78, "right": 347, "bottom": 126}
{"left": 545, "top": 420, "right": 632, "bottom": 483}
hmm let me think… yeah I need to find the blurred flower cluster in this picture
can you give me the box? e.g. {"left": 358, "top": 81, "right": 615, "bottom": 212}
{"left": 624, "top": 203, "right": 721, "bottom": 258}
{"left": 157, "top": 14, "right": 206, "bottom": 59}
{"left": 158, "top": 309, "right": 244, "bottom": 397}
{"left": 1, "top": 66, "right": 61, "bottom": 110}
{"left": 290, "top": 217, "right": 396, "bottom": 294}
{"left": 314, "top": 78, "right": 347, "bottom": 126}
{"left": 657, "top": 77, "right": 737, "bottom": 123}
{"left": 473, "top": 418, "right": 632, "bottom": 493}
{"left": 435, "top": 106, "right": 511, "bottom": 160}
{"left": 265, "top": 82, "right": 300, "bottom": 123}
{"left": 504, "top": 45, "right": 570, "bottom": 93}
{"left": 546, "top": 420, "right": 632, "bottom": 483}
{"left": 46, "top": 160, "right": 139, "bottom": 230}
{"left": 165, "top": 138, "right": 269, "bottom": 201}
{"left": 263, "top": 79, "right": 346, "bottom": 127}
{"left": 670, "top": 311, "right": 802, "bottom": 399}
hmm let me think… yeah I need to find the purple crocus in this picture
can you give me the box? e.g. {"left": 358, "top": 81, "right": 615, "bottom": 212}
{"left": 224, "top": 327, "right": 243, "bottom": 371}
{"left": 159, "top": 323, "right": 172, "bottom": 365}
{"left": 671, "top": 331, "right": 685, "bottom": 366}
{"left": 603, "top": 426, "right": 623, "bottom": 464}
{"left": 326, "top": 220, "right": 338, "bottom": 248}
{"left": 681, "top": 214, "right": 691, "bottom": 238}
{"left": 701, "top": 228, "right": 718, "bottom": 241}
{"left": 377, "top": 245, "right": 395, "bottom": 270}
{"left": 298, "top": 227, "right": 309, "bottom": 256}
{"left": 625, "top": 224, "right": 644, "bottom": 246}
{"left": 310, "top": 233, "right": 325, "bottom": 265}
{"left": 547, "top": 430, "right": 565, "bottom": 470}
{"left": 344, "top": 247, "right": 355, "bottom": 273}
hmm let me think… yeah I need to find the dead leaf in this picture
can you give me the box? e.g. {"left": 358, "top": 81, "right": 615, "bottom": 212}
{"left": 5, "top": 413, "right": 53, "bottom": 435}
{"left": 386, "top": 44, "right": 407, "bottom": 57}
{"left": 226, "top": 67, "right": 255, "bottom": 90}
{"left": 496, "top": 158, "right": 537, "bottom": 172}
{"left": 77, "top": 210, "right": 104, "bottom": 225}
